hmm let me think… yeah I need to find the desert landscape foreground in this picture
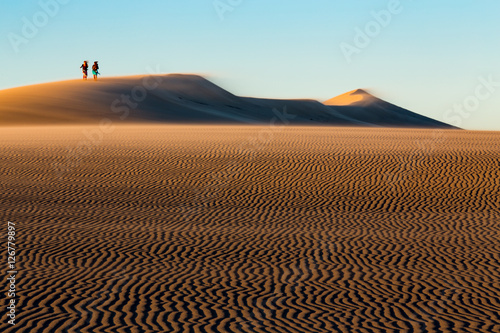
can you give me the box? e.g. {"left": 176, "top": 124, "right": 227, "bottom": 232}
{"left": 1, "top": 124, "right": 499, "bottom": 332}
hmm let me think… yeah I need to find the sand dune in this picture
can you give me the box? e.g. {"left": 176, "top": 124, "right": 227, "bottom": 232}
{"left": 324, "top": 88, "right": 451, "bottom": 128}
{"left": 1, "top": 125, "right": 499, "bottom": 332}
{"left": 0, "top": 74, "right": 454, "bottom": 128}
{"left": 323, "top": 89, "right": 375, "bottom": 106}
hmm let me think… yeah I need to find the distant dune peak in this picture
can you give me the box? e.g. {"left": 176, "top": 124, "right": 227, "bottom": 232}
{"left": 324, "top": 89, "right": 376, "bottom": 106}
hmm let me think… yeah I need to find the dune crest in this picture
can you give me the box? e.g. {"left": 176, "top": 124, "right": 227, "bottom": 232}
{"left": 323, "top": 88, "right": 375, "bottom": 106}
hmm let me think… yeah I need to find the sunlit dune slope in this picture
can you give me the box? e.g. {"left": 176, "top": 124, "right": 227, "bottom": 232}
{"left": 323, "top": 88, "right": 450, "bottom": 127}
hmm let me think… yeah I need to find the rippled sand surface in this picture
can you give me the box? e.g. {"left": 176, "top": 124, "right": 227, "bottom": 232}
{"left": 1, "top": 125, "right": 499, "bottom": 332}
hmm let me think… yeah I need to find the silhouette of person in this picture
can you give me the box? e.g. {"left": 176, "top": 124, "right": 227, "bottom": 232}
{"left": 92, "top": 61, "right": 99, "bottom": 81}
{"left": 80, "top": 61, "right": 88, "bottom": 80}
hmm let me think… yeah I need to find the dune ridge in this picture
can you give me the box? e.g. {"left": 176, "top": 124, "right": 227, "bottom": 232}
{"left": 1, "top": 125, "right": 499, "bottom": 332}
{"left": 0, "top": 74, "right": 454, "bottom": 128}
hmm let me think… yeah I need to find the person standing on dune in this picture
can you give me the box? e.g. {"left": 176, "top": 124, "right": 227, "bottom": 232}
{"left": 80, "top": 61, "right": 88, "bottom": 80}
{"left": 92, "top": 61, "right": 99, "bottom": 81}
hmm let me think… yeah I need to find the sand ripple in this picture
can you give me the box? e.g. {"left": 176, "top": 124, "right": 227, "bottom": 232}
{"left": 1, "top": 125, "right": 499, "bottom": 332}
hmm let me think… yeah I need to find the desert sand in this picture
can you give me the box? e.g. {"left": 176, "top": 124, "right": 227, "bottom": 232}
{"left": 1, "top": 124, "right": 499, "bottom": 333}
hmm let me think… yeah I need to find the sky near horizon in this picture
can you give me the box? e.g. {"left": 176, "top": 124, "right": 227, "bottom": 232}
{"left": 1, "top": 0, "right": 499, "bottom": 130}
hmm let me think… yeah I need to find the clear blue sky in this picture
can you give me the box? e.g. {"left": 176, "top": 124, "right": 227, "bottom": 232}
{"left": 1, "top": 0, "right": 499, "bottom": 129}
